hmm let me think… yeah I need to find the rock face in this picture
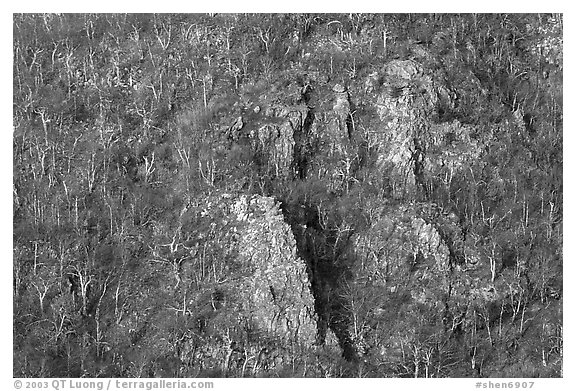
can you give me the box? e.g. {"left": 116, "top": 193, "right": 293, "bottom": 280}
{"left": 348, "top": 201, "right": 486, "bottom": 370}
{"left": 179, "top": 192, "right": 316, "bottom": 375}
{"left": 373, "top": 59, "right": 437, "bottom": 191}
{"left": 220, "top": 79, "right": 312, "bottom": 180}
{"left": 231, "top": 194, "right": 317, "bottom": 345}
{"left": 354, "top": 204, "right": 451, "bottom": 288}
{"left": 361, "top": 58, "right": 487, "bottom": 198}
{"left": 354, "top": 202, "right": 481, "bottom": 287}
{"left": 208, "top": 48, "right": 551, "bottom": 373}
{"left": 248, "top": 105, "right": 309, "bottom": 178}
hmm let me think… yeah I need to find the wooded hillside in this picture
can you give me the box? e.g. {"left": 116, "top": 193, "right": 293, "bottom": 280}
{"left": 13, "top": 13, "right": 562, "bottom": 377}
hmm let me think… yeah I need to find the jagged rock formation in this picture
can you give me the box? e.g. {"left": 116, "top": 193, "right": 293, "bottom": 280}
{"left": 353, "top": 202, "right": 481, "bottom": 289}
{"left": 371, "top": 59, "right": 442, "bottom": 198}
{"left": 360, "top": 56, "right": 488, "bottom": 199}
{"left": 347, "top": 202, "right": 482, "bottom": 368}
{"left": 248, "top": 106, "right": 308, "bottom": 178}
{"left": 208, "top": 49, "right": 554, "bottom": 372}
{"left": 173, "top": 192, "right": 316, "bottom": 375}
{"left": 231, "top": 194, "right": 317, "bottom": 345}
{"left": 221, "top": 80, "right": 311, "bottom": 179}
{"left": 215, "top": 54, "right": 494, "bottom": 365}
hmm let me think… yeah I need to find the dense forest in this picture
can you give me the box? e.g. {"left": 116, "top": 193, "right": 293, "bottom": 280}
{"left": 13, "top": 13, "right": 562, "bottom": 378}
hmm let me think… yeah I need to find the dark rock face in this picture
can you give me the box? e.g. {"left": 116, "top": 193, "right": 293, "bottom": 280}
{"left": 219, "top": 80, "right": 312, "bottom": 180}
{"left": 248, "top": 106, "right": 309, "bottom": 178}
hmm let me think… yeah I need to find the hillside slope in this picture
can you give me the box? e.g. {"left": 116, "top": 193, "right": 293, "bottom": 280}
{"left": 13, "top": 13, "right": 562, "bottom": 377}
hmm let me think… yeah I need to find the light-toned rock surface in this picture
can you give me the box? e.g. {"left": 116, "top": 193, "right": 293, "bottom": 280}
{"left": 233, "top": 195, "right": 317, "bottom": 344}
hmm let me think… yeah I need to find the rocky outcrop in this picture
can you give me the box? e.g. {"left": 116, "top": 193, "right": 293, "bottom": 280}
{"left": 221, "top": 76, "right": 360, "bottom": 189}
{"left": 247, "top": 105, "right": 309, "bottom": 178}
{"left": 179, "top": 192, "right": 316, "bottom": 375}
{"left": 354, "top": 202, "right": 481, "bottom": 285}
{"left": 231, "top": 194, "right": 317, "bottom": 345}
{"left": 343, "top": 200, "right": 527, "bottom": 370}
{"left": 360, "top": 56, "right": 488, "bottom": 199}
{"left": 220, "top": 79, "right": 312, "bottom": 180}
{"left": 213, "top": 52, "right": 526, "bottom": 369}
{"left": 372, "top": 59, "right": 440, "bottom": 192}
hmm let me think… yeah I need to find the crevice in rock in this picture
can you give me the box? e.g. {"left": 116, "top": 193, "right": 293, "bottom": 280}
{"left": 281, "top": 201, "right": 359, "bottom": 363}
{"left": 416, "top": 203, "right": 467, "bottom": 269}
{"left": 412, "top": 136, "right": 429, "bottom": 200}
{"left": 293, "top": 107, "right": 315, "bottom": 180}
